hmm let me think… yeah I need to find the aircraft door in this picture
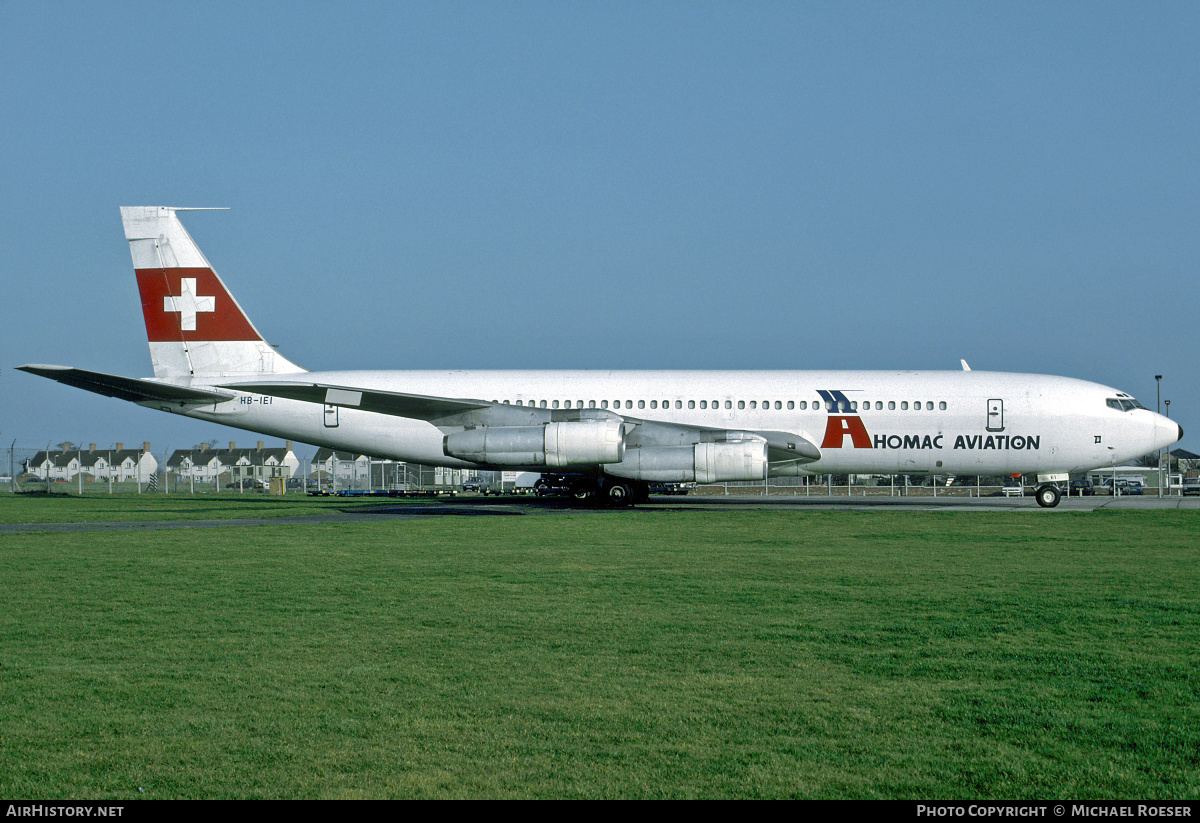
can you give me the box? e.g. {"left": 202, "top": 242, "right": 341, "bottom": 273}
{"left": 324, "top": 403, "right": 339, "bottom": 428}
{"left": 986, "top": 399, "right": 1004, "bottom": 432}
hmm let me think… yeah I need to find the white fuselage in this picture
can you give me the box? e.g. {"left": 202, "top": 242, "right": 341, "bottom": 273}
{"left": 26, "top": 209, "right": 1180, "bottom": 497}
{"left": 150, "top": 368, "right": 1178, "bottom": 477}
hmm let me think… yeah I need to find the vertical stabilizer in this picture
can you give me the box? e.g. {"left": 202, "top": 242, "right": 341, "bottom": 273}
{"left": 121, "top": 207, "right": 305, "bottom": 378}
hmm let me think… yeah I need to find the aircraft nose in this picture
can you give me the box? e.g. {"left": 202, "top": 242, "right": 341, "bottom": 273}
{"left": 1154, "top": 415, "right": 1183, "bottom": 452}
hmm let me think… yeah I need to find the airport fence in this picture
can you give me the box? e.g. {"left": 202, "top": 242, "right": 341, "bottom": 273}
{"left": 695, "top": 475, "right": 1170, "bottom": 498}
{"left": 6, "top": 443, "right": 160, "bottom": 495}
{"left": 695, "top": 479, "right": 1015, "bottom": 498}
{"left": 3, "top": 444, "right": 1176, "bottom": 499}
{"left": 3, "top": 444, "right": 453, "bottom": 496}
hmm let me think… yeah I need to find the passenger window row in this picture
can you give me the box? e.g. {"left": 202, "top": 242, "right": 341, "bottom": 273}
{"left": 487, "top": 397, "right": 949, "bottom": 412}
{"left": 801, "top": 400, "right": 949, "bottom": 412}
{"left": 491, "top": 399, "right": 796, "bottom": 410}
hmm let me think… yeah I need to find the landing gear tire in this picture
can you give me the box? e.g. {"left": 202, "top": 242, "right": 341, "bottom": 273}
{"left": 604, "top": 480, "right": 635, "bottom": 508}
{"left": 571, "top": 484, "right": 594, "bottom": 504}
{"left": 1035, "top": 484, "right": 1061, "bottom": 508}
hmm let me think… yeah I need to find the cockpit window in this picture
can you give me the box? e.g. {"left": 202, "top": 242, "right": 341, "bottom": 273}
{"left": 1107, "top": 398, "right": 1144, "bottom": 412}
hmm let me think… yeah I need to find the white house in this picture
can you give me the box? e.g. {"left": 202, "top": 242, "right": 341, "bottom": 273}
{"left": 26, "top": 443, "right": 157, "bottom": 483}
{"left": 310, "top": 448, "right": 371, "bottom": 486}
{"left": 166, "top": 441, "right": 299, "bottom": 485}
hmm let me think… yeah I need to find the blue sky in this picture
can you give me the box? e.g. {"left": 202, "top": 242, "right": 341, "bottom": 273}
{"left": 2, "top": 1, "right": 1197, "bottom": 458}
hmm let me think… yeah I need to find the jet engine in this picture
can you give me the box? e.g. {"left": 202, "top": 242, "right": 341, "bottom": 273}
{"left": 605, "top": 440, "right": 768, "bottom": 483}
{"left": 443, "top": 419, "right": 625, "bottom": 467}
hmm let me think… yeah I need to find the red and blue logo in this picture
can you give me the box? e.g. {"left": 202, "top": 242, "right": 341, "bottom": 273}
{"left": 817, "top": 390, "right": 871, "bottom": 449}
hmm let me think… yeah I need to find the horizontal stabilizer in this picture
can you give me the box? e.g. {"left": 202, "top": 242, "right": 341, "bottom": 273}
{"left": 18, "top": 365, "right": 234, "bottom": 404}
{"left": 220, "top": 381, "right": 493, "bottom": 421}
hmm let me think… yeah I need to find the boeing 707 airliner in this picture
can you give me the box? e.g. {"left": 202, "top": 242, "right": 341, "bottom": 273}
{"left": 18, "top": 207, "right": 1182, "bottom": 507}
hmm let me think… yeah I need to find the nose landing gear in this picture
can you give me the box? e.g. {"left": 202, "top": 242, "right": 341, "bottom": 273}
{"left": 1034, "top": 484, "right": 1062, "bottom": 508}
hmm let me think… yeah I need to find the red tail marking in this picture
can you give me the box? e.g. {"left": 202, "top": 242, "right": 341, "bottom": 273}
{"left": 135, "top": 268, "right": 259, "bottom": 342}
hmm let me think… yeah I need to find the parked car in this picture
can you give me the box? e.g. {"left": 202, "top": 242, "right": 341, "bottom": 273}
{"left": 462, "top": 478, "right": 487, "bottom": 492}
{"left": 1068, "top": 480, "right": 1094, "bottom": 496}
{"left": 1183, "top": 477, "right": 1200, "bottom": 496}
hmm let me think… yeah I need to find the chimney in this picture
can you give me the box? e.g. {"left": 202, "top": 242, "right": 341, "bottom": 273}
{"left": 89, "top": 443, "right": 96, "bottom": 453}
{"left": 257, "top": 441, "right": 264, "bottom": 450}
{"left": 143, "top": 442, "right": 151, "bottom": 454}
{"left": 115, "top": 443, "right": 123, "bottom": 451}
{"left": 61, "top": 444, "right": 69, "bottom": 452}
{"left": 229, "top": 442, "right": 237, "bottom": 451}
{"left": 285, "top": 440, "right": 293, "bottom": 452}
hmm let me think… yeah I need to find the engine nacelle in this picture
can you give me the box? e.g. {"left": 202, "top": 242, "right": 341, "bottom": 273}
{"left": 443, "top": 419, "right": 625, "bottom": 467}
{"left": 605, "top": 441, "right": 768, "bottom": 483}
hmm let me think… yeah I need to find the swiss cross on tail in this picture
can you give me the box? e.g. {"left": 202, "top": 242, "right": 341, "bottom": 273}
{"left": 817, "top": 389, "right": 872, "bottom": 448}
{"left": 163, "top": 278, "right": 214, "bottom": 330}
{"left": 135, "top": 268, "right": 260, "bottom": 341}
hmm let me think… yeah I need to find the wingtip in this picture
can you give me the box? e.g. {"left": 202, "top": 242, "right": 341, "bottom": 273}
{"left": 16, "top": 364, "right": 69, "bottom": 374}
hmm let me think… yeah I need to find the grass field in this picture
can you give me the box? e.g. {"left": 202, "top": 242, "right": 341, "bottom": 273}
{"left": 0, "top": 490, "right": 392, "bottom": 524}
{"left": 1, "top": 502, "right": 1197, "bottom": 798}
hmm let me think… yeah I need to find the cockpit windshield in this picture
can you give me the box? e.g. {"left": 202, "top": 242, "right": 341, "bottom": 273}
{"left": 1106, "top": 397, "right": 1145, "bottom": 412}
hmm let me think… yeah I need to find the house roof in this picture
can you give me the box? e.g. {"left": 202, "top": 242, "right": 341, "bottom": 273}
{"left": 166, "top": 447, "right": 292, "bottom": 468}
{"left": 313, "top": 448, "right": 367, "bottom": 461}
{"left": 28, "top": 449, "right": 150, "bottom": 468}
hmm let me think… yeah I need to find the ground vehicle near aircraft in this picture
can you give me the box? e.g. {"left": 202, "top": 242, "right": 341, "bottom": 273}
{"left": 1110, "top": 480, "right": 1145, "bottom": 495}
{"left": 1068, "top": 479, "right": 1095, "bottom": 496}
{"left": 18, "top": 207, "right": 1183, "bottom": 508}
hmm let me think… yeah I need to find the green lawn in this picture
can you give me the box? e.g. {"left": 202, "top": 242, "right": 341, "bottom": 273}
{"left": 1, "top": 509, "right": 1197, "bottom": 798}
{"left": 0, "top": 490, "right": 397, "bottom": 524}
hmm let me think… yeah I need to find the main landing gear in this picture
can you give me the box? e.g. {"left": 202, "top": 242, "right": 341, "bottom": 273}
{"left": 566, "top": 476, "right": 650, "bottom": 508}
{"left": 1034, "top": 484, "right": 1062, "bottom": 508}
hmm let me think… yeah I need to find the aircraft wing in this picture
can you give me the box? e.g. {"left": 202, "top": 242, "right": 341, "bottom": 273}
{"left": 220, "top": 381, "right": 493, "bottom": 421}
{"left": 18, "top": 364, "right": 234, "bottom": 404}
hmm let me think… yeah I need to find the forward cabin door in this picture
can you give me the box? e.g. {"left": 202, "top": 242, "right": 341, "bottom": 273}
{"left": 986, "top": 399, "right": 1004, "bottom": 432}
{"left": 324, "top": 403, "right": 339, "bottom": 428}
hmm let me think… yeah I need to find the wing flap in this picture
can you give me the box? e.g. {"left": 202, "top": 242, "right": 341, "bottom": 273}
{"left": 220, "top": 381, "right": 493, "bottom": 421}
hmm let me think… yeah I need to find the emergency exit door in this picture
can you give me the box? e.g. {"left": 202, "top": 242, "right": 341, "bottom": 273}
{"left": 986, "top": 399, "right": 1004, "bottom": 432}
{"left": 324, "top": 403, "right": 339, "bottom": 428}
